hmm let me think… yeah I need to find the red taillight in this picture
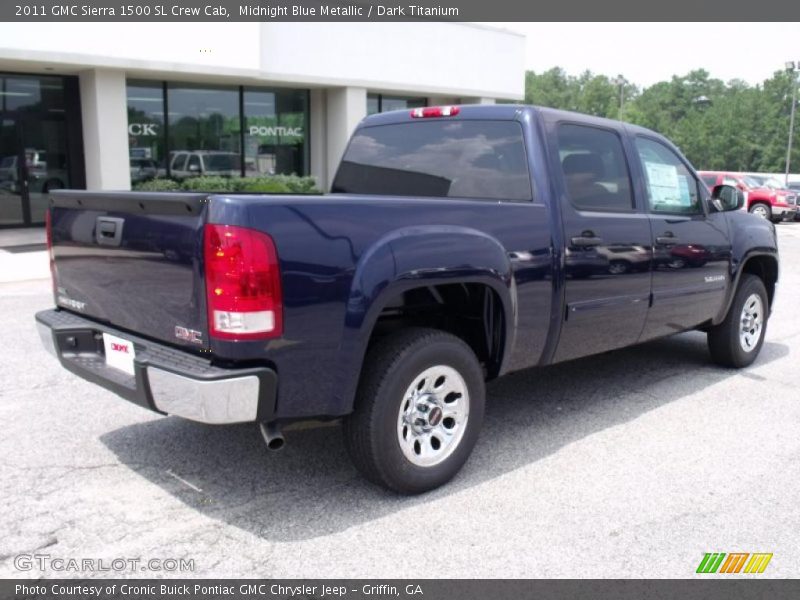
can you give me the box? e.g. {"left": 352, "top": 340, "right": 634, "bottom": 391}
{"left": 203, "top": 224, "right": 283, "bottom": 341}
{"left": 410, "top": 106, "right": 460, "bottom": 118}
{"left": 45, "top": 208, "right": 56, "bottom": 296}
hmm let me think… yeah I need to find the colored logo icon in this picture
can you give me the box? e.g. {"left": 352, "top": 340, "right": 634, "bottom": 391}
{"left": 696, "top": 553, "right": 773, "bottom": 574}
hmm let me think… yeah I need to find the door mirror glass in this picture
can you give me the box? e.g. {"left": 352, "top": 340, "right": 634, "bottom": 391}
{"left": 711, "top": 184, "right": 745, "bottom": 211}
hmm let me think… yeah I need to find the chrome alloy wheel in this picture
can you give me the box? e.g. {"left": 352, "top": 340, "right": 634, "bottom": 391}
{"left": 397, "top": 365, "right": 470, "bottom": 468}
{"left": 739, "top": 293, "right": 764, "bottom": 353}
{"left": 751, "top": 204, "right": 769, "bottom": 219}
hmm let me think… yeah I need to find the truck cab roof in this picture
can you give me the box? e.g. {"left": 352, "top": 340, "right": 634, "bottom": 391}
{"left": 359, "top": 103, "right": 668, "bottom": 144}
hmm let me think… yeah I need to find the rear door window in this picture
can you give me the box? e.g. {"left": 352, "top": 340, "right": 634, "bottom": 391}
{"left": 332, "top": 120, "right": 532, "bottom": 201}
{"left": 556, "top": 124, "right": 634, "bottom": 212}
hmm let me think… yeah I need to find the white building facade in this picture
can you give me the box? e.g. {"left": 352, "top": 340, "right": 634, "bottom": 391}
{"left": 0, "top": 22, "right": 524, "bottom": 227}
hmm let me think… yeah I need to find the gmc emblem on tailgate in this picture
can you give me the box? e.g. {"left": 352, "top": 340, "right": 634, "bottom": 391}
{"left": 174, "top": 325, "right": 203, "bottom": 344}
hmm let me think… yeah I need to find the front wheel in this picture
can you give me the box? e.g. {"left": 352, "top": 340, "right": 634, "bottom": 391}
{"left": 707, "top": 274, "right": 768, "bottom": 368}
{"left": 749, "top": 202, "right": 771, "bottom": 220}
{"left": 343, "top": 328, "right": 485, "bottom": 494}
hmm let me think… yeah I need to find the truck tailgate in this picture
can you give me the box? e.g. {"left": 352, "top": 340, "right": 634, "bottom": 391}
{"left": 49, "top": 191, "right": 209, "bottom": 351}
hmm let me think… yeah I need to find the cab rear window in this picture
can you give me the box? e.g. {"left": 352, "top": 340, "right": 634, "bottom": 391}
{"left": 332, "top": 120, "right": 532, "bottom": 201}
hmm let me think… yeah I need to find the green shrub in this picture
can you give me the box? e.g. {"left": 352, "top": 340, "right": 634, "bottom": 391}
{"left": 237, "top": 178, "right": 292, "bottom": 193}
{"left": 131, "top": 175, "right": 321, "bottom": 194}
{"left": 132, "top": 178, "right": 181, "bottom": 192}
{"left": 181, "top": 176, "right": 235, "bottom": 192}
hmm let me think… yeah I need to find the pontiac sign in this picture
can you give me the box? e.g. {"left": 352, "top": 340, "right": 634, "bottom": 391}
{"left": 249, "top": 125, "right": 303, "bottom": 138}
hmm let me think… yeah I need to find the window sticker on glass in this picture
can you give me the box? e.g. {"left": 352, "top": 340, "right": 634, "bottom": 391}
{"left": 677, "top": 175, "right": 692, "bottom": 205}
{"left": 644, "top": 162, "right": 686, "bottom": 206}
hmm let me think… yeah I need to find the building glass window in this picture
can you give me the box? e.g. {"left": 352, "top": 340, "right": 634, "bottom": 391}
{"left": 367, "top": 94, "right": 380, "bottom": 115}
{"left": 1, "top": 75, "right": 64, "bottom": 113}
{"left": 367, "top": 93, "right": 427, "bottom": 115}
{"left": 126, "top": 80, "right": 166, "bottom": 181}
{"left": 126, "top": 81, "right": 310, "bottom": 182}
{"left": 0, "top": 73, "right": 81, "bottom": 228}
{"left": 243, "top": 88, "right": 308, "bottom": 176}
{"left": 167, "top": 83, "right": 241, "bottom": 178}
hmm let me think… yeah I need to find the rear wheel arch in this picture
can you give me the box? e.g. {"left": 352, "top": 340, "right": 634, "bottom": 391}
{"left": 364, "top": 279, "right": 512, "bottom": 381}
{"left": 335, "top": 275, "right": 514, "bottom": 420}
{"left": 336, "top": 227, "right": 516, "bottom": 415}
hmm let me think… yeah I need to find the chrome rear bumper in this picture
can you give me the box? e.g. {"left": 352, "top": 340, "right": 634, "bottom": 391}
{"left": 35, "top": 309, "right": 276, "bottom": 425}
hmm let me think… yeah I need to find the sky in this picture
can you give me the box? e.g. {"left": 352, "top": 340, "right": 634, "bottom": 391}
{"left": 491, "top": 23, "right": 800, "bottom": 88}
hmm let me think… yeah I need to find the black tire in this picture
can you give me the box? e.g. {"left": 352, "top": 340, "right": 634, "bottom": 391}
{"left": 707, "top": 274, "right": 768, "bottom": 368}
{"left": 343, "top": 328, "right": 485, "bottom": 494}
{"left": 748, "top": 202, "right": 772, "bottom": 220}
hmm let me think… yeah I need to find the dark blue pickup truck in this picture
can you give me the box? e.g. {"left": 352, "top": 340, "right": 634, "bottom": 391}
{"left": 36, "top": 105, "right": 778, "bottom": 493}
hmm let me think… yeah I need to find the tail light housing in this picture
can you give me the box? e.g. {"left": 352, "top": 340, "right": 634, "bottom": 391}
{"left": 204, "top": 224, "right": 283, "bottom": 341}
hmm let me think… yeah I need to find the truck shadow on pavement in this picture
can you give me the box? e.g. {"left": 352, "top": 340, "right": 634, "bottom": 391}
{"left": 100, "top": 332, "right": 788, "bottom": 541}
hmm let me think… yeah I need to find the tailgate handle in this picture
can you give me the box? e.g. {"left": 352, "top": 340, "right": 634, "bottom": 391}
{"left": 96, "top": 216, "right": 124, "bottom": 247}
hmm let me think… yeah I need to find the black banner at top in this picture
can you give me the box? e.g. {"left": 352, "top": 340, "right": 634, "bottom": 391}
{"left": 2, "top": 0, "right": 800, "bottom": 21}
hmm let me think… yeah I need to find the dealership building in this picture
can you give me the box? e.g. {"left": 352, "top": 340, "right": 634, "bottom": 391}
{"left": 0, "top": 22, "right": 524, "bottom": 227}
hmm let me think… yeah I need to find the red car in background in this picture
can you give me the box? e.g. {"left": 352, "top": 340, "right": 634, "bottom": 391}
{"left": 698, "top": 171, "right": 797, "bottom": 223}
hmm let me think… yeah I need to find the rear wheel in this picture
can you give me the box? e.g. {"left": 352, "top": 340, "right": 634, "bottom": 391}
{"left": 343, "top": 328, "right": 485, "bottom": 494}
{"left": 608, "top": 260, "right": 629, "bottom": 275}
{"left": 749, "top": 202, "right": 771, "bottom": 220}
{"left": 707, "top": 274, "right": 768, "bottom": 368}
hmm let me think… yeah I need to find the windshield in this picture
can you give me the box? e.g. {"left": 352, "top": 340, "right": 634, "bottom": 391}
{"left": 763, "top": 178, "right": 784, "bottom": 190}
{"left": 742, "top": 177, "right": 762, "bottom": 188}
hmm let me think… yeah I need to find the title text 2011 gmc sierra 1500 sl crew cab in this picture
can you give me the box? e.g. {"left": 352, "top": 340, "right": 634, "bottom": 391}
{"left": 36, "top": 105, "right": 778, "bottom": 493}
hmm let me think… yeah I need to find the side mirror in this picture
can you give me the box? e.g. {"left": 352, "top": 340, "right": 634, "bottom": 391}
{"left": 711, "top": 184, "right": 745, "bottom": 212}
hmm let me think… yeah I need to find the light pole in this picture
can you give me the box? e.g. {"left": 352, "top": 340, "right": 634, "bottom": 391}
{"left": 785, "top": 61, "right": 798, "bottom": 187}
{"left": 612, "top": 76, "right": 625, "bottom": 113}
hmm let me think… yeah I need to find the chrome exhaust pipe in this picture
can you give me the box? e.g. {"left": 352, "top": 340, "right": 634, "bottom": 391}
{"left": 259, "top": 422, "right": 285, "bottom": 451}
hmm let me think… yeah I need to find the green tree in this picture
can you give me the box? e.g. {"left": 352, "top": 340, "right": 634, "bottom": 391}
{"left": 524, "top": 66, "right": 800, "bottom": 174}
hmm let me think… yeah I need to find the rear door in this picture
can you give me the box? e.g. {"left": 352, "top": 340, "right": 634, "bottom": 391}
{"left": 549, "top": 121, "right": 653, "bottom": 363}
{"left": 631, "top": 136, "right": 732, "bottom": 340}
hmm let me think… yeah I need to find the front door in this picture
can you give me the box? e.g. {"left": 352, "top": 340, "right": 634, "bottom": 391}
{"left": 0, "top": 115, "right": 70, "bottom": 227}
{"left": 631, "top": 136, "right": 732, "bottom": 340}
{"left": 551, "top": 122, "right": 653, "bottom": 363}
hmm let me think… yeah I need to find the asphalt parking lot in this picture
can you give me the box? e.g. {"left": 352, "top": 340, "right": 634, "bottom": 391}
{"left": 1, "top": 225, "right": 799, "bottom": 579}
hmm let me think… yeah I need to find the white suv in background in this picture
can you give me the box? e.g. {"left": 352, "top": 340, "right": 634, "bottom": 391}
{"left": 169, "top": 151, "right": 241, "bottom": 179}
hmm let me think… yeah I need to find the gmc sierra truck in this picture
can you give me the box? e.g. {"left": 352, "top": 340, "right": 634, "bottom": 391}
{"left": 36, "top": 105, "right": 778, "bottom": 493}
{"left": 698, "top": 171, "right": 797, "bottom": 222}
